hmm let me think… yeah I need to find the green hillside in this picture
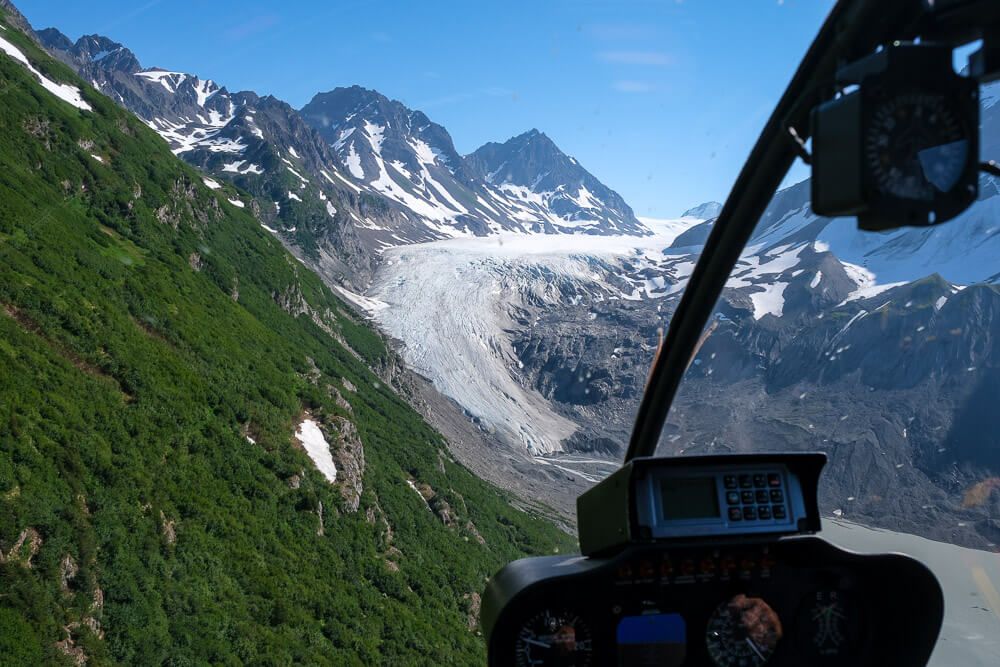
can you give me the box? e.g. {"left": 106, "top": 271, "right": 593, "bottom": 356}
{"left": 0, "top": 11, "right": 573, "bottom": 665}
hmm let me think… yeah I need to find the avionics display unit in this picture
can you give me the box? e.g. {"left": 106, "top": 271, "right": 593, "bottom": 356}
{"left": 577, "top": 454, "right": 822, "bottom": 557}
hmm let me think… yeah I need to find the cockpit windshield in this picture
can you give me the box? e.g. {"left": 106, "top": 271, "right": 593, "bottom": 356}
{"left": 660, "top": 68, "right": 1000, "bottom": 666}
{"left": 2, "top": 0, "right": 999, "bottom": 664}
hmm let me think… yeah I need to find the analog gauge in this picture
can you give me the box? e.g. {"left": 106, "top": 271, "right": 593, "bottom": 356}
{"left": 515, "top": 609, "right": 593, "bottom": 667}
{"left": 864, "top": 92, "right": 969, "bottom": 202}
{"left": 705, "top": 594, "right": 783, "bottom": 667}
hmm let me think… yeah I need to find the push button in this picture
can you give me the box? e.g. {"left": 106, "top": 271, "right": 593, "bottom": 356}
{"left": 739, "top": 474, "right": 753, "bottom": 489}
{"left": 741, "top": 491, "right": 754, "bottom": 504}
{"left": 773, "top": 505, "right": 786, "bottom": 520}
{"left": 724, "top": 475, "right": 737, "bottom": 490}
{"left": 726, "top": 491, "right": 741, "bottom": 505}
{"left": 757, "top": 505, "right": 772, "bottom": 520}
{"left": 743, "top": 506, "right": 757, "bottom": 520}
{"left": 753, "top": 474, "right": 766, "bottom": 488}
{"left": 755, "top": 490, "right": 769, "bottom": 504}
{"left": 767, "top": 473, "right": 781, "bottom": 488}
{"left": 728, "top": 507, "right": 743, "bottom": 521}
{"left": 770, "top": 489, "right": 784, "bottom": 503}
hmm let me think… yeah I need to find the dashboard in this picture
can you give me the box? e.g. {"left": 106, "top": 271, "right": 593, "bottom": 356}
{"left": 484, "top": 455, "right": 942, "bottom": 666}
{"left": 483, "top": 536, "right": 942, "bottom": 666}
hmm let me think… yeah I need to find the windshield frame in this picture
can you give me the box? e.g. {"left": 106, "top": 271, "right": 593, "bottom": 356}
{"left": 624, "top": 0, "right": 928, "bottom": 462}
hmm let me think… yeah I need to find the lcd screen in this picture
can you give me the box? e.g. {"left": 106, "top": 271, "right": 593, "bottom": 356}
{"left": 660, "top": 477, "right": 720, "bottom": 521}
{"left": 617, "top": 613, "right": 686, "bottom": 666}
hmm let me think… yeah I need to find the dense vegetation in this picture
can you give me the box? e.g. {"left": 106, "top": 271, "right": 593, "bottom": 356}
{"left": 0, "top": 12, "right": 573, "bottom": 665}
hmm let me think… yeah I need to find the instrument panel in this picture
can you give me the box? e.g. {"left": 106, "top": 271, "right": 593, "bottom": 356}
{"left": 483, "top": 536, "right": 942, "bottom": 666}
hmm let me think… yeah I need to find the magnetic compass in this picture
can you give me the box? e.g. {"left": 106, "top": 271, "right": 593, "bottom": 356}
{"left": 812, "top": 43, "right": 979, "bottom": 230}
{"left": 864, "top": 92, "right": 969, "bottom": 202}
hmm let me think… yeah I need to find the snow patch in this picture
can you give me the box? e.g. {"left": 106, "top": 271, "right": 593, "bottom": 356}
{"left": 0, "top": 35, "right": 91, "bottom": 110}
{"left": 345, "top": 143, "right": 364, "bottom": 178}
{"left": 749, "top": 282, "right": 788, "bottom": 320}
{"left": 840, "top": 281, "right": 908, "bottom": 305}
{"left": 202, "top": 177, "right": 222, "bottom": 190}
{"left": 332, "top": 284, "right": 389, "bottom": 314}
{"left": 295, "top": 418, "right": 337, "bottom": 483}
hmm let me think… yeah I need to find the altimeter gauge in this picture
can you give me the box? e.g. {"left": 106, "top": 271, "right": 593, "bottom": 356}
{"left": 515, "top": 609, "right": 593, "bottom": 667}
{"left": 705, "top": 594, "right": 783, "bottom": 667}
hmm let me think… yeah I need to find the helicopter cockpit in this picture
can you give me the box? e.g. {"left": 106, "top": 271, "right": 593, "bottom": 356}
{"left": 482, "top": 1, "right": 1000, "bottom": 665}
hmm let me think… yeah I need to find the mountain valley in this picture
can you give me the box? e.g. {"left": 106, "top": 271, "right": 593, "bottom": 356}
{"left": 24, "top": 9, "right": 1000, "bottom": 551}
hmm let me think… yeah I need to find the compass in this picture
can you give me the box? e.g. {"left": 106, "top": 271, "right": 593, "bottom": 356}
{"left": 811, "top": 43, "right": 980, "bottom": 230}
{"left": 864, "top": 92, "right": 969, "bottom": 203}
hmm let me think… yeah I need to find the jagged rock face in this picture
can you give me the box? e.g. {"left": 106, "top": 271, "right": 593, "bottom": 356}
{"left": 301, "top": 86, "right": 650, "bottom": 239}
{"left": 0, "top": 527, "right": 42, "bottom": 566}
{"left": 508, "top": 252, "right": 1000, "bottom": 548}
{"left": 33, "top": 29, "right": 375, "bottom": 284}
{"left": 33, "top": 27, "right": 654, "bottom": 293}
{"left": 327, "top": 416, "right": 365, "bottom": 513}
{"left": 0, "top": 0, "right": 40, "bottom": 45}
{"left": 301, "top": 86, "right": 501, "bottom": 239}
{"left": 303, "top": 86, "right": 477, "bottom": 191}
{"left": 466, "top": 129, "right": 647, "bottom": 235}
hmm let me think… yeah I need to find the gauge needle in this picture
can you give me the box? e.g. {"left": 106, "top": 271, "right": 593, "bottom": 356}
{"left": 522, "top": 638, "right": 552, "bottom": 649}
{"left": 745, "top": 637, "right": 766, "bottom": 661}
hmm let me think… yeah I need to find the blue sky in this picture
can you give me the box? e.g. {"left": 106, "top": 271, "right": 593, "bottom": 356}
{"left": 18, "top": 0, "right": 835, "bottom": 217}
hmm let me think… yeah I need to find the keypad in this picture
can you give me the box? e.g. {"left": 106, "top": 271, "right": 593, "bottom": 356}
{"left": 722, "top": 471, "right": 788, "bottom": 523}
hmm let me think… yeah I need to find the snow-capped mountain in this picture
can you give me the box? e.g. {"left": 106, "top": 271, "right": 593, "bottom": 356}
{"left": 34, "top": 29, "right": 648, "bottom": 286}
{"left": 301, "top": 87, "right": 649, "bottom": 239}
{"left": 37, "top": 31, "right": 253, "bottom": 155}
{"left": 301, "top": 85, "right": 504, "bottom": 240}
{"left": 680, "top": 200, "right": 722, "bottom": 220}
{"left": 466, "top": 129, "right": 648, "bottom": 235}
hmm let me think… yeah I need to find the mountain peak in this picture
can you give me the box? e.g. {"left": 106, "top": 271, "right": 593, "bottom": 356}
{"left": 34, "top": 27, "right": 72, "bottom": 51}
{"left": 36, "top": 28, "right": 141, "bottom": 73}
{"left": 466, "top": 129, "right": 647, "bottom": 235}
{"left": 681, "top": 201, "right": 723, "bottom": 220}
{"left": 506, "top": 128, "right": 557, "bottom": 148}
{"left": 0, "top": 0, "right": 42, "bottom": 46}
